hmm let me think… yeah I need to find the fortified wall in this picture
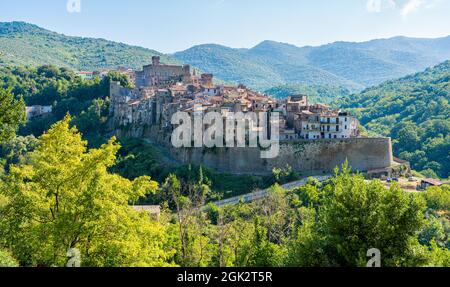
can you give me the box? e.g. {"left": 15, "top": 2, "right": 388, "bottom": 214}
{"left": 171, "top": 138, "right": 393, "bottom": 175}
{"left": 116, "top": 127, "right": 393, "bottom": 175}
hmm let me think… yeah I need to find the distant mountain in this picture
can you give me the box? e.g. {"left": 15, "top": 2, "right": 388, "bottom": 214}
{"left": 174, "top": 42, "right": 361, "bottom": 91}
{"left": 0, "top": 22, "right": 179, "bottom": 71}
{"left": 174, "top": 37, "right": 450, "bottom": 90}
{"left": 1, "top": 21, "right": 450, "bottom": 94}
{"left": 340, "top": 60, "right": 450, "bottom": 178}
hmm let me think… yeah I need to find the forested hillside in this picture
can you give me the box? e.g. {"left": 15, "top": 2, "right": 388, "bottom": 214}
{"left": 174, "top": 37, "right": 450, "bottom": 90}
{"left": 2, "top": 21, "right": 449, "bottom": 96}
{"left": 341, "top": 61, "right": 450, "bottom": 179}
{"left": 0, "top": 64, "right": 132, "bottom": 146}
{"left": 0, "top": 22, "right": 178, "bottom": 70}
{"left": 265, "top": 84, "right": 352, "bottom": 104}
{"left": 173, "top": 43, "right": 359, "bottom": 90}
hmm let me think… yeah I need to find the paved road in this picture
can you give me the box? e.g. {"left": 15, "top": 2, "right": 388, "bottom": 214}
{"left": 213, "top": 175, "right": 331, "bottom": 207}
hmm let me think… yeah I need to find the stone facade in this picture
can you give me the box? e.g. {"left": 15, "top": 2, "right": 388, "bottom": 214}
{"left": 171, "top": 138, "right": 393, "bottom": 175}
{"left": 135, "top": 56, "right": 192, "bottom": 87}
{"left": 109, "top": 60, "right": 393, "bottom": 175}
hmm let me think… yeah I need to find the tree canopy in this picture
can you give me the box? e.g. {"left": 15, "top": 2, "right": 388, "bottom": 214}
{"left": 0, "top": 88, "right": 25, "bottom": 143}
{"left": 340, "top": 61, "right": 450, "bottom": 178}
{"left": 0, "top": 116, "right": 173, "bottom": 267}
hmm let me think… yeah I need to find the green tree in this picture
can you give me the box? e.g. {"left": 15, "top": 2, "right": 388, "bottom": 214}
{"left": 0, "top": 116, "right": 173, "bottom": 267}
{"left": 289, "top": 163, "right": 429, "bottom": 267}
{"left": 246, "top": 217, "right": 284, "bottom": 267}
{"left": 0, "top": 248, "right": 18, "bottom": 267}
{"left": 0, "top": 88, "right": 25, "bottom": 143}
{"left": 423, "top": 185, "right": 450, "bottom": 211}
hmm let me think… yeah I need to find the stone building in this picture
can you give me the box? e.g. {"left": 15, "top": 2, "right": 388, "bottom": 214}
{"left": 26, "top": 105, "right": 53, "bottom": 120}
{"left": 291, "top": 103, "right": 360, "bottom": 140}
{"left": 109, "top": 60, "right": 360, "bottom": 143}
{"left": 135, "top": 56, "right": 192, "bottom": 87}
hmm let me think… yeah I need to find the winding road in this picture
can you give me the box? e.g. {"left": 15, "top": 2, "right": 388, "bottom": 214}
{"left": 213, "top": 175, "right": 331, "bottom": 207}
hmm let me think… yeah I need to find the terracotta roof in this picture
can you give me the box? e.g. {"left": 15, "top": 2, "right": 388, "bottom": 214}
{"left": 170, "top": 85, "right": 187, "bottom": 91}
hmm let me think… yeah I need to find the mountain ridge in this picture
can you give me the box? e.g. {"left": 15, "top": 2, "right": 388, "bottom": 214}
{"left": 0, "top": 21, "right": 180, "bottom": 71}
{"left": 174, "top": 35, "right": 450, "bottom": 90}
{"left": 340, "top": 60, "right": 450, "bottom": 178}
{"left": 1, "top": 21, "right": 450, "bottom": 92}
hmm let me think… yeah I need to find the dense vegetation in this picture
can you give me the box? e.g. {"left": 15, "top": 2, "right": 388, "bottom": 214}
{"left": 0, "top": 61, "right": 449, "bottom": 267}
{"left": 111, "top": 138, "right": 274, "bottom": 199}
{"left": 0, "top": 38, "right": 449, "bottom": 266}
{"left": 0, "top": 64, "right": 131, "bottom": 145}
{"left": 340, "top": 61, "right": 450, "bottom": 179}
{"left": 265, "top": 84, "right": 352, "bottom": 104}
{"left": 0, "top": 88, "right": 25, "bottom": 143}
{"left": 174, "top": 37, "right": 450, "bottom": 90}
{"left": 0, "top": 117, "right": 448, "bottom": 267}
{"left": 0, "top": 22, "right": 178, "bottom": 71}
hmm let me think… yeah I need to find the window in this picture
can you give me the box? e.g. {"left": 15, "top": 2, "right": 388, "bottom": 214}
{"left": 327, "top": 118, "right": 330, "bottom": 124}
{"left": 336, "top": 125, "right": 339, "bottom": 131}
{"left": 345, "top": 117, "right": 348, "bottom": 122}
{"left": 345, "top": 125, "right": 347, "bottom": 130}
{"left": 329, "top": 134, "right": 332, "bottom": 139}
{"left": 334, "top": 135, "right": 337, "bottom": 139}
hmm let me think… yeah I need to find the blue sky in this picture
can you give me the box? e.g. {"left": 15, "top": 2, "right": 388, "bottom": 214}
{"left": 1, "top": 0, "right": 449, "bottom": 53}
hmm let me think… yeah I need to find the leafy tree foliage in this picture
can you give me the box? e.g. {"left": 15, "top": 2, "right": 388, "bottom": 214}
{"left": 0, "top": 116, "right": 173, "bottom": 267}
{"left": 420, "top": 185, "right": 450, "bottom": 251}
{"left": 0, "top": 88, "right": 25, "bottom": 143}
{"left": 0, "top": 248, "right": 18, "bottom": 267}
{"left": 340, "top": 61, "right": 450, "bottom": 178}
{"left": 0, "top": 65, "right": 132, "bottom": 144}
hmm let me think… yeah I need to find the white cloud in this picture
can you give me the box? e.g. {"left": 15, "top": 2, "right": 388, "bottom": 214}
{"left": 400, "top": 0, "right": 426, "bottom": 17}
{"left": 366, "top": 0, "right": 439, "bottom": 17}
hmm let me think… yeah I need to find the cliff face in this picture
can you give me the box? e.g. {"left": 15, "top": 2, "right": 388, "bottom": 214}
{"left": 116, "top": 126, "right": 393, "bottom": 175}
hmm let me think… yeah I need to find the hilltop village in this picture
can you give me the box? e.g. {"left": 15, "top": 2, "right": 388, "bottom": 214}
{"left": 22, "top": 57, "right": 399, "bottom": 177}
{"left": 109, "top": 56, "right": 361, "bottom": 141}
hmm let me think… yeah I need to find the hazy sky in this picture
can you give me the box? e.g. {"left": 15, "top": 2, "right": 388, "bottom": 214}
{"left": 1, "top": 0, "right": 449, "bottom": 53}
